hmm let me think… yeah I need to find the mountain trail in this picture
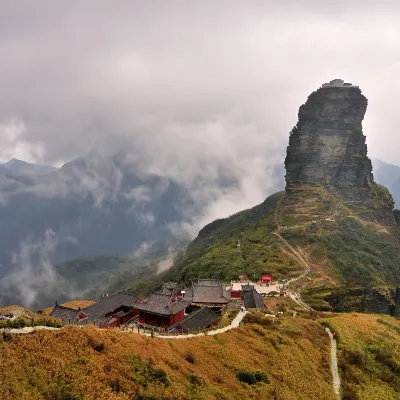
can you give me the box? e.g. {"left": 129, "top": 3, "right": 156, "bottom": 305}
{"left": 326, "top": 327, "right": 341, "bottom": 398}
{"left": 272, "top": 201, "right": 312, "bottom": 310}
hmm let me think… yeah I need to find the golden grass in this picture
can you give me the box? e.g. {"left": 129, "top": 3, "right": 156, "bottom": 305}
{"left": 0, "top": 316, "right": 336, "bottom": 400}
{"left": 264, "top": 297, "right": 299, "bottom": 313}
{"left": 321, "top": 313, "right": 400, "bottom": 399}
{"left": 0, "top": 305, "right": 41, "bottom": 319}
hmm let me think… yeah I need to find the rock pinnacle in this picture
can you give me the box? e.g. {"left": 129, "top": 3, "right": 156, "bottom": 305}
{"left": 285, "top": 79, "right": 374, "bottom": 190}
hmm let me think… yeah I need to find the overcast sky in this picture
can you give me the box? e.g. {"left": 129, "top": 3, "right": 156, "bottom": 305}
{"left": 1, "top": 1, "right": 400, "bottom": 203}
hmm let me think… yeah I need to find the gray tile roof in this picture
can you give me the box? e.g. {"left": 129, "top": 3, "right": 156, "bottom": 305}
{"left": 169, "top": 307, "right": 219, "bottom": 333}
{"left": 244, "top": 289, "right": 266, "bottom": 309}
{"left": 135, "top": 292, "right": 190, "bottom": 316}
{"left": 50, "top": 303, "right": 84, "bottom": 323}
{"left": 78, "top": 291, "right": 138, "bottom": 325}
{"left": 241, "top": 284, "right": 255, "bottom": 291}
{"left": 156, "top": 282, "right": 181, "bottom": 295}
{"left": 190, "top": 280, "right": 231, "bottom": 305}
{"left": 163, "top": 282, "right": 178, "bottom": 290}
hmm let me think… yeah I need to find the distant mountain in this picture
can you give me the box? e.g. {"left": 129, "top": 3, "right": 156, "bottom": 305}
{"left": 2, "top": 158, "right": 57, "bottom": 176}
{"left": 0, "top": 152, "right": 196, "bottom": 307}
{"left": 371, "top": 157, "right": 400, "bottom": 206}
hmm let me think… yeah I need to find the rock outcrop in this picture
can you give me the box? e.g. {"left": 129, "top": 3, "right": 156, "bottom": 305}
{"left": 285, "top": 79, "right": 373, "bottom": 189}
{"left": 285, "top": 79, "right": 397, "bottom": 228}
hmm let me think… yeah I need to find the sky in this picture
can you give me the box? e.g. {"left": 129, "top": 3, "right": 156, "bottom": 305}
{"left": 2, "top": 0, "right": 400, "bottom": 307}
{"left": 1, "top": 0, "right": 400, "bottom": 218}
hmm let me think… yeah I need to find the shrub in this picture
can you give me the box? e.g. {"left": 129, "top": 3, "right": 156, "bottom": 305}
{"left": 243, "top": 311, "right": 275, "bottom": 328}
{"left": 371, "top": 347, "right": 400, "bottom": 374}
{"left": 188, "top": 374, "right": 203, "bottom": 386}
{"left": 236, "top": 371, "right": 257, "bottom": 385}
{"left": 254, "top": 371, "right": 269, "bottom": 383}
{"left": 236, "top": 370, "right": 269, "bottom": 385}
{"left": 185, "top": 352, "right": 196, "bottom": 364}
{"left": 345, "top": 349, "right": 367, "bottom": 368}
{"left": 88, "top": 339, "right": 104, "bottom": 353}
{"left": 130, "top": 356, "right": 170, "bottom": 388}
{"left": 342, "top": 387, "right": 358, "bottom": 400}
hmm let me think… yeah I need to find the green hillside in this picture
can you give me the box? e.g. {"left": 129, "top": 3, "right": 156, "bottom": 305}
{"left": 168, "top": 185, "right": 400, "bottom": 314}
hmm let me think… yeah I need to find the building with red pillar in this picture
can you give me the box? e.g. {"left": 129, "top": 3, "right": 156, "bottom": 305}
{"left": 135, "top": 291, "right": 190, "bottom": 329}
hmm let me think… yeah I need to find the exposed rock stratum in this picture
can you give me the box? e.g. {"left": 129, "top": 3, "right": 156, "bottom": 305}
{"left": 285, "top": 79, "right": 397, "bottom": 228}
{"left": 285, "top": 79, "right": 372, "bottom": 189}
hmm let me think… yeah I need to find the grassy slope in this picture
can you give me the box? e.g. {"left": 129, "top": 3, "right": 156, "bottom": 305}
{"left": 321, "top": 313, "right": 400, "bottom": 400}
{"left": 168, "top": 186, "right": 400, "bottom": 309}
{"left": 169, "top": 191, "right": 303, "bottom": 284}
{"left": 0, "top": 315, "right": 335, "bottom": 400}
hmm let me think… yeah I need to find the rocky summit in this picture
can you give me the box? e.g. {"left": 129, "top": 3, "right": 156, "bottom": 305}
{"left": 285, "top": 79, "right": 373, "bottom": 190}
{"left": 167, "top": 79, "right": 400, "bottom": 318}
{"left": 285, "top": 78, "right": 397, "bottom": 228}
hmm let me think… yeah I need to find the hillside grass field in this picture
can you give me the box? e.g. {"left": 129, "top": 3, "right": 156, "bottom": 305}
{"left": 0, "top": 314, "right": 336, "bottom": 400}
{"left": 321, "top": 313, "right": 400, "bottom": 400}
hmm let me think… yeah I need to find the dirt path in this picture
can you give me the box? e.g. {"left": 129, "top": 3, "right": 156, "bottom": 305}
{"left": 325, "top": 327, "right": 341, "bottom": 398}
{"left": 1, "top": 326, "right": 60, "bottom": 334}
{"left": 141, "top": 311, "right": 248, "bottom": 339}
{"left": 272, "top": 202, "right": 312, "bottom": 310}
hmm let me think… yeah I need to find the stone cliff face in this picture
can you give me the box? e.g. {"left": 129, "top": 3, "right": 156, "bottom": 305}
{"left": 285, "top": 80, "right": 373, "bottom": 189}
{"left": 285, "top": 79, "right": 397, "bottom": 228}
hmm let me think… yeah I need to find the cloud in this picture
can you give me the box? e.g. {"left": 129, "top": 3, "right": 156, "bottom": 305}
{"left": 0, "top": 119, "right": 44, "bottom": 163}
{"left": 0, "top": 229, "right": 77, "bottom": 308}
{"left": 0, "top": 1, "right": 400, "bottom": 235}
{"left": 2, "top": 2, "right": 400, "bottom": 157}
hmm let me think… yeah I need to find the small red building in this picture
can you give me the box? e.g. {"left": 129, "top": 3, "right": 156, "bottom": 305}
{"left": 135, "top": 291, "right": 189, "bottom": 329}
{"left": 261, "top": 276, "right": 272, "bottom": 285}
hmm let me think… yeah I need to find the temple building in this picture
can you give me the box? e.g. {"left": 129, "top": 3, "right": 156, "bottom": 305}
{"left": 79, "top": 291, "right": 141, "bottom": 328}
{"left": 243, "top": 288, "right": 267, "bottom": 309}
{"left": 168, "top": 306, "right": 219, "bottom": 333}
{"left": 50, "top": 302, "right": 87, "bottom": 325}
{"left": 185, "top": 279, "right": 231, "bottom": 308}
{"left": 51, "top": 291, "right": 141, "bottom": 328}
{"left": 135, "top": 290, "right": 190, "bottom": 329}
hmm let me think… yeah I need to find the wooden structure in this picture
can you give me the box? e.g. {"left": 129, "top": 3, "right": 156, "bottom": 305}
{"left": 135, "top": 291, "right": 189, "bottom": 329}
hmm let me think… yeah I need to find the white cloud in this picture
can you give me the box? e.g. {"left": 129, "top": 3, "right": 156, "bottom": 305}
{"left": 0, "top": 119, "right": 44, "bottom": 163}
{"left": 0, "top": 229, "right": 77, "bottom": 308}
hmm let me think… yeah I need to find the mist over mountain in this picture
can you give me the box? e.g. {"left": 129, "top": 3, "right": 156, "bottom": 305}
{"left": 2, "top": 158, "right": 56, "bottom": 176}
{"left": 0, "top": 152, "right": 193, "bottom": 307}
{"left": 0, "top": 149, "right": 286, "bottom": 308}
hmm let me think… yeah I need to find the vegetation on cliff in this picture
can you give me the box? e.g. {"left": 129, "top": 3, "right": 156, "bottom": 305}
{"left": 167, "top": 185, "right": 400, "bottom": 312}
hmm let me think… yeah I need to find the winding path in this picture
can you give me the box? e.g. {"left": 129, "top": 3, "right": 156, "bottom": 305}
{"left": 325, "top": 327, "right": 341, "bottom": 398}
{"left": 1, "top": 326, "right": 60, "bottom": 335}
{"left": 272, "top": 202, "right": 312, "bottom": 310}
{"left": 142, "top": 310, "right": 248, "bottom": 339}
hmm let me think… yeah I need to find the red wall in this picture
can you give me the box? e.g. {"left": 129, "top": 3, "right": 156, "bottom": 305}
{"left": 139, "top": 309, "right": 185, "bottom": 329}
{"left": 101, "top": 319, "right": 119, "bottom": 329}
{"left": 167, "top": 309, "right": 184, "bottom": 328}
{"left": 121, "top": 309, "right": 138, "bottom": 324}
{"left": 230, "top": 291, "right": 241, "bottom": 298}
